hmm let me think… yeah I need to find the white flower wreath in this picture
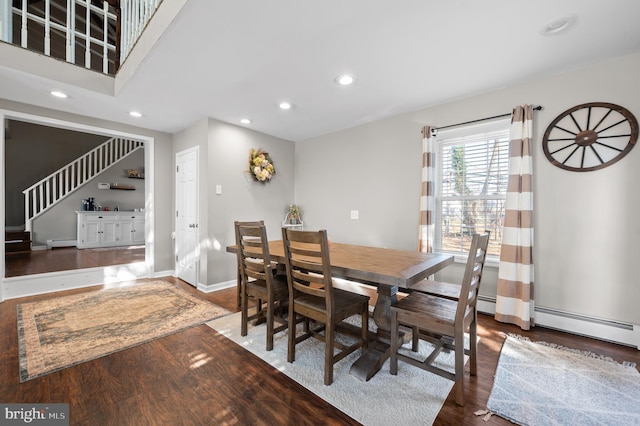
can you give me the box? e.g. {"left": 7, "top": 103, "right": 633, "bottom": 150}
{"left": 248, "top": 148, "right": 275, "bottom": 183}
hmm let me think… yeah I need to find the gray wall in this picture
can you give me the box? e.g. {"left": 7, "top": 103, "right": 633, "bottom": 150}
{"left": 295, "top": 52, "right": 640, "bottom": 326}
{"left": 4, "top": 120, "right": 106, "bottom": 226}
{"left": 173, "top": 118, "right": 295, "bottom": 286}
{"left": 31, "top": 149, "right": 145, "bottom": 244}
{"left": 1, "top": 98, "right": 175, "bottom": 275}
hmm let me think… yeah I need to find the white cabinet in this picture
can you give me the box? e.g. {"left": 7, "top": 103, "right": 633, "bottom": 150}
{"left": 117, "top": 214, "right": 146, "bottom": 245}
{"left": 76, "top": 212, "right": 145, "bottom": 249}
{"left": 133, "top": 216, "right": 145, "bottom": 244}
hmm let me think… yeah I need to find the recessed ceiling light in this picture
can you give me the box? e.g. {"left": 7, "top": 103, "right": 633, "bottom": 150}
{"left": 335, "top": 74, "right": 355, "bottom": 86}
{"left": 240, "top": 118, "right": 251, "bottom": 124}
{"left": 278, "top": 102, "right": 292, "bottom": 110}
{"left": 540, "top": 14, "right": 578, "bottom": 35}
{"left": 50, "top": 91, "right": 67, "bottom": 98}
{"left": 129, "top": 111, "right": 143, "bottom": 118}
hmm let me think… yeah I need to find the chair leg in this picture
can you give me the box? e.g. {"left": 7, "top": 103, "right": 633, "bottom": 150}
{"left": 266, "top": 295, "right": 274, "bottom": 351}
{"left": 287, "top": 303, "right": 296, "bottom": 363}
{"left": 454, "top": 331, "right": 465, "bottom": 406}
{"left": 236, "top": 268, "right": 241, "bottom": 307}
{"left": 324, "top": 321, "right": 334, "bottom": 385}
{"left": 411, "top": 326, "right": 419, "bottom": 352}
{"left": 256, "top": 298, "right": 263, "bottom": 317}
{"left": 241, "top": 290, "right": 249, "bottom": 337}
{"left": 469, "top": 313, "right": 478, "bottom": 376}
{"left": 390, "top": 310, "right": 398, "bottom": 375}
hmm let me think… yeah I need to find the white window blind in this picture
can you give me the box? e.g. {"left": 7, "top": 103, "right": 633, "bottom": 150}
{"left": 435, "top": 118, "right": 510, "bottom": 257}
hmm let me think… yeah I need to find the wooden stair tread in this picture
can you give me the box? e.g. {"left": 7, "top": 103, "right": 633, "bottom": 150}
{"left": 5, "top": 230, "right": 32, "bottom": 255}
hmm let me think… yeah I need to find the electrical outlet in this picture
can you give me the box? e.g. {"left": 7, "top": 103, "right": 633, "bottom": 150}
{"left": 350, "top": 210, "right": 359, "bottom": 220}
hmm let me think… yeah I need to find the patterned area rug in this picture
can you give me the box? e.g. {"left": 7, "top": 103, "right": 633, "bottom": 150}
{"left": 18, "top": 280, "right": 230, "bottom": 382}
{"left": 487, "top": 335, "right": 640, "bottom": 425}
{"left": 208, "top": 312, "right": 465, "bottom": 426}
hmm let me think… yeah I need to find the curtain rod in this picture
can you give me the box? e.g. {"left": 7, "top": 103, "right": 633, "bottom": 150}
{"left": 433, "top": 105, "right": 543, "bottom": 132}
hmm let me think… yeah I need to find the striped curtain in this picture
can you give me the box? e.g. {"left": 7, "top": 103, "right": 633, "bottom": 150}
{"left": 418, "top": 126, "right": 436, "bottom": 253}
{"left": 494, "top": 105, "right": 535, "bottom": 330}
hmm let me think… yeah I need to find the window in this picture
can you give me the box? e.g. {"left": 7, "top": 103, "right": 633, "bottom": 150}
{"left": 435, "top": 118, "right": 511, "bottom": 257}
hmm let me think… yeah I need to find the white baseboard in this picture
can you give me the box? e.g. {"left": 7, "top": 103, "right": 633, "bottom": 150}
{"left": 152, "top": 269, "right": 175, "bottom": 279}
{"left": 46, "top": 239, "right": 77, "bottom": 249}
{"left": 2, "top": 262, "right": 151, "bottom": 300}
{"left": 477, "top": 295, "right": 639, "bottom": 350}
{"left": 198, "top": 279, "right": 236, "bottom": 293}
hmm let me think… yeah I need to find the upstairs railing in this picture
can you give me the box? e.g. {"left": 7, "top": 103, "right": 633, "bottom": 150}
{"left": 23, "top": 137, "right": 144, "bottom": 232}
{"left": 0, "top": 0, "right": 162, "bottom": 75}
{"left": 120, "top": 0, "right": 161, "bottom": 64}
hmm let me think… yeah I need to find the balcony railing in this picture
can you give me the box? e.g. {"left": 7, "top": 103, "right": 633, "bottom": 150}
{"left": 120, "top": 0, "right": 161, "bottom": 66}
{"left": 0, "top": 0, "right": 161, "bottom": 75}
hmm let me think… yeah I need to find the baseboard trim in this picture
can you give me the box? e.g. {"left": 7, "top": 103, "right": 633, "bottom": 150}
{"left": 46, "top": 239, "right": 77, "bottom": 249}
{"left": 477, "top": 295, "right": 639, "bottom": 349}
{"left": 152, "top": 269, "right": 175, "bottom": 279}
{"left": 199, "top": 279, "right": 235, "bottom": 293}
{"left": 2, "top": 262, "right": 151, "bottom": 300}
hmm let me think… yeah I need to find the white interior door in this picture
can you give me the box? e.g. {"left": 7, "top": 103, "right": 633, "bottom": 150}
{"left": 176, "top": 147, "right": 199, "bottom": 286}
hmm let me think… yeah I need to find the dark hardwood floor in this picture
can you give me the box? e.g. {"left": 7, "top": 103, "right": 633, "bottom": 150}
{"left": 1, "top": 266, "right": 639, "bottom": 424}
{"left": 4, "top": 245, "right": 145, "bottom": 277}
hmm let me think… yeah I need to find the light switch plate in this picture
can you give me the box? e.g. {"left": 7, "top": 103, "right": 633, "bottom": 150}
{"left": 350, "top": 210, "right": 359, "bottom": 220}
{"left": 215, "top": 184, "right": 222, "bottom": 195}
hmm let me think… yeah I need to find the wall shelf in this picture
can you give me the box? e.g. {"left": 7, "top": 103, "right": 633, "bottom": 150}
{"left": 110, "top": 184, "right": 135, "bottom": 190}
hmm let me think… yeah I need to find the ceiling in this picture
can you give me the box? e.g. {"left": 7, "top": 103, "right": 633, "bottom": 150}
{"left": 2, "top": 0, "right": 640, "bottom": 141}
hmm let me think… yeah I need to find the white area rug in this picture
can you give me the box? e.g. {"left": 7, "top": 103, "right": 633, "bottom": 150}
{"left": 487, "top": 335, "right": 640, "bottom": 425}
{"left": 208, "top": 312, "right": 460, "bottom": 426}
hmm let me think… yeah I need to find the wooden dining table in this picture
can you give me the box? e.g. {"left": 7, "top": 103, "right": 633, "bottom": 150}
{"left": 226, "top": 240, "right": 454, "bottom": 381}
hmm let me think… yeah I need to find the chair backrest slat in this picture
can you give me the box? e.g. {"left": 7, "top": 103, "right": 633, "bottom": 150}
{"left": 456, "top": 231, "right": 490, "bottom": 322}
{"left": 234, "top": 220, "right": 273, "bottom": 288}
{"left": 282, "top": 228, "right": 334, "bottom": 311}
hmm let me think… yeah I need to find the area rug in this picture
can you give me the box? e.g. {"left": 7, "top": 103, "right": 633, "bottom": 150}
{"left": 486, "top": 335, "right": 640, "bottom": 425}
{"left": 208, "top": 312, "right": 465, "bottom": 426}
{"left": 18, "top": 280, "right": 230, "bottom": 382}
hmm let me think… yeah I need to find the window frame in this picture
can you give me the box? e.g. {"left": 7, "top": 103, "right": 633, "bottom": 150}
{"left": 433, "top": 118, "right": 511, "bottom": 265}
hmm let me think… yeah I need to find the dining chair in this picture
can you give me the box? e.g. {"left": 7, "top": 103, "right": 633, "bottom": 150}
{"left": 389, "top": 232, "right": 490, "bottom": 406}
{"left": 234, "top": 220, "right": 264, "bottom": 307}
{"left": 234, "top": 221, "right": 289, "bottom": 351}
{"left": 281, "top": 228, "right": 370, "bottom": 385}
{"left": 409, "top": 231, "right": 491, "bottom": 301}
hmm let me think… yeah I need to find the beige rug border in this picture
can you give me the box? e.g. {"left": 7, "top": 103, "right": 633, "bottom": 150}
{"left": 17, "top": 280, "right": 231, "bottom": 382}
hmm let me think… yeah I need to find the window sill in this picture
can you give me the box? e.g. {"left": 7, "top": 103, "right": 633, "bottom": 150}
{"left": 437, "top": 251, "right": 500, "bottom": 268}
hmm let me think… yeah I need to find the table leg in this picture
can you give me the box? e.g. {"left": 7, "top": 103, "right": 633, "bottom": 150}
{"left": 349, "top": 284, "right": 410, "bottom": 381}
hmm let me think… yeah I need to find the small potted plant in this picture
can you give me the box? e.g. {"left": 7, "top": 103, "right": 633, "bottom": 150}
{"left": 287, "top": 204, "right": 301, "bottom": 224}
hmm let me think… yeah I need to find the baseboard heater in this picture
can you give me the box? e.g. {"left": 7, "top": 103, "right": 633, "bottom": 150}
{"left": 46, "top": 239, "right": 77, "bottom": 249}
{"left": 477, "top": 294, "right": 639, "bottom": 349}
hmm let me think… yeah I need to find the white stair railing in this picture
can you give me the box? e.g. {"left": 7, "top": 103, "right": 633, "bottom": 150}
{"left": 23, "top": 137, "right": 144, "bottom": 232}
{"left": 2, "top": 0, "right": 117, "bottom": 74}
{"left": 119, "top": 0, "right": 162, "bottom": 64}
{"left": 1, "top": 0, "right": 162, "bottom": 74}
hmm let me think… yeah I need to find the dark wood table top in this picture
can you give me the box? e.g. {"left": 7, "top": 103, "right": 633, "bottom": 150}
{"left": 227, "top": 240, "right": 453, "bottom": 289}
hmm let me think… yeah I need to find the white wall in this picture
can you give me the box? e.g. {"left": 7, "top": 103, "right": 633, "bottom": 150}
{"left": 172, "top": 118, "right": 295, "bottom": 287}
{"left": 295, "top": 52, "right": 640, "bottom": 327}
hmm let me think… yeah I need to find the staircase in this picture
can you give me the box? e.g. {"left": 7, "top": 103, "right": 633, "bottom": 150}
{"left": 5, "top": 230, "right": 32, "bottom": 256}
{"left": 23, "top": 137, "right": 144, "bottom": 233}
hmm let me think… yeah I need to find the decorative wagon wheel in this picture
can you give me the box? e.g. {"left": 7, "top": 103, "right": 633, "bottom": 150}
{"left": 542, "top": 102, "right": 638, "bottom": 172}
